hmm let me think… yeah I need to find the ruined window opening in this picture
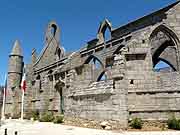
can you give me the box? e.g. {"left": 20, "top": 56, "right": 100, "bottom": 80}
{"left": 85, "top": 55, "right": 103, "bottom": 70}
{"left": 150, "top": 25, "right": 179, "bottom": 72}
{"left": 154, "top": 60, "right": 174, "bottom": 72}
{"left": 104, "top": 27, "right": 111, "bottom": 42}
{"left": 48, "top": 70, "right": 53, "bottom": 81}
{"left": 51, "top": 24, "right": 57, "bottom": 36}
{"left": 130, "top": 79, "right": 134, "bottom": 84}
{"left": 36, "top": 75, "right": 40, "bottom": 80}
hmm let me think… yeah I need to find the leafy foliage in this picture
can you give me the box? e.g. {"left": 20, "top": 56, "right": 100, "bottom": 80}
{"left": 31, "top": 110, "right": 40, "bottom": 120}
{"left": 39, "top": 112, "right": 54, "bottom": 122}
{"left": 53, "top": 115, "right": 64, "bottom": 124}
{"left": 130, "top": 118, "right": 143, "bottom": 129}
{"left": 167, "top": 116, "right": 180, "bottom": 130}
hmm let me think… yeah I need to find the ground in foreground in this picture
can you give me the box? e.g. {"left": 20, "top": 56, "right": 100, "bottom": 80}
{"left": 0, "top": 119, "right": 180, "bottom": 135}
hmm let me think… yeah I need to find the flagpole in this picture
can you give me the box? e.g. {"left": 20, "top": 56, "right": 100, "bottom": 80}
{"left": 20, "top": 66, "right": 26, "bottom": 120}
{"left": 20, "top": 90, "right": 24, "bottom": 120}
{"left": 1, "top": 75, "right": 6, "bottom": 120}
{"left": 1, "top": 86, "right": 6, "bottom": 120}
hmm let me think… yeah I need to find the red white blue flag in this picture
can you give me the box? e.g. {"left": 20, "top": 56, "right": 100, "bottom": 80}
{"left": 21, "top": 68, "right": 26, "bottom": 92}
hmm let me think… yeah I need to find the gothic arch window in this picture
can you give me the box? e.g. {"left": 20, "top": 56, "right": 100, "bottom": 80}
{"left": 45, "top": 21, "right": 60, "bottom": 44}
{"left": 104, "top": 26, "right": 111, "bottom": 42}
{"left": 84, "top": 55, "right": 104, "bottom": 69}
{"left": 36, "top": 74, "right": 42, "bottom": 90}
{"left": 48, "top": 70, "right": 53, "bottom": 81}
{"left": 51, "top": 24, "right": 57, "bottom": 36}
{"left": 150, "top": 25, "right": 179, "bottom": 72}
{"left": 36, "top": 74, "right": 41, "bottom": 80}
{"left": 97, "top": 19, "right": 112, "bottom": 44}
{"left": 84, "top": 55, "right": 104, "bottom": 82}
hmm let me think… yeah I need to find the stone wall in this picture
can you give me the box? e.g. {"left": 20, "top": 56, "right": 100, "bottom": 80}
{"left": 128, "top": 72, "right": 180, "bottom": 120}
{"left": 5, "top": 1, "right": 180, "bottom": 128}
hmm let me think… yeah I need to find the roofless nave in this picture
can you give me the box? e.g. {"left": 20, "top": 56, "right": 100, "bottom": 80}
{"left": 5, "top": 1, "right": 180, "bottom": 128}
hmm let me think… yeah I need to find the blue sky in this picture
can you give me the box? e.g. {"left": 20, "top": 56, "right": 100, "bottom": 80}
{"left": 0, "top": 0, "right": 177, "bottom": 84}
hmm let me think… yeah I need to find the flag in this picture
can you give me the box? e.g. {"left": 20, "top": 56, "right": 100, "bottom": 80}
{"left": 20, "top": 67, "right": 26, "bottom": 120}
{"left": 21, "top": 68, "right": 26, "bottom": 92}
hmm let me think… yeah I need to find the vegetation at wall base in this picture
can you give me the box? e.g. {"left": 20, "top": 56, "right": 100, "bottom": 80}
{"left": 39, "top": 112, "right": 54, "bottom": 122}
{"left": 53, "top": 115, "right": 64, "bottom": 124}
{"left": 167, "top": 116, "right": 180, "bottom": 130}
{"left": 130, "top": 118, "right": 142, "bottom": 129}
{"left": 31, "top": 110, "right": 40, "bottom": 120}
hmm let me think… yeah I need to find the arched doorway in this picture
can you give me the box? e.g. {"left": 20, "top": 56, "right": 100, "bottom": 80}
{"left": 55, "top": 79, "right": 65, "bottom": 114}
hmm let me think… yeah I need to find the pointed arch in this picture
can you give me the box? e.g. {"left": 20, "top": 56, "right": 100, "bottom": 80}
{"left": 97, "top": 19, "right": 112, "bottom": 44}
{"left": 150, "top": 24, "right": 180, "bottom": 46}
{"left": 45, "top": 21, "right": 60, "bottom": 44}
{"left": 149, "top": 24, "right": 180, "bottom": 71}
{"left": 84, "top": 55, "right": 104, "bottom": 68}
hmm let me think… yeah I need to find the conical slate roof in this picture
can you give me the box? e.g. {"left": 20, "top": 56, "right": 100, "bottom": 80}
{"left": 10, "top": 40, "right": 22, "bottom": 56}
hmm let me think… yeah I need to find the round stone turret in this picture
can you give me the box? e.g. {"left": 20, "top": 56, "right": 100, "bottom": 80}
{"left": 6, "top": 40, "right": 24, "bottom": 117}
{"left": 8, "top": 40, "right": 23, "bottom": 93}
{"left": 8, "top": 40, "right": 23, "bottom": 74}
{"left": 10, "top": 40, "right": 22, "bottom": 56}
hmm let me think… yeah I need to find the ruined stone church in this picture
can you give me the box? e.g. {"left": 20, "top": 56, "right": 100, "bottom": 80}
{"left": 5, "top": 1, "right": 180, "bottom": 127}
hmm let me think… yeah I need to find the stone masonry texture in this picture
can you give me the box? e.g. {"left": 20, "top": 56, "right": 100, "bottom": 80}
{"left": 5, "top": 1, "right": 180, "bottom": 128}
